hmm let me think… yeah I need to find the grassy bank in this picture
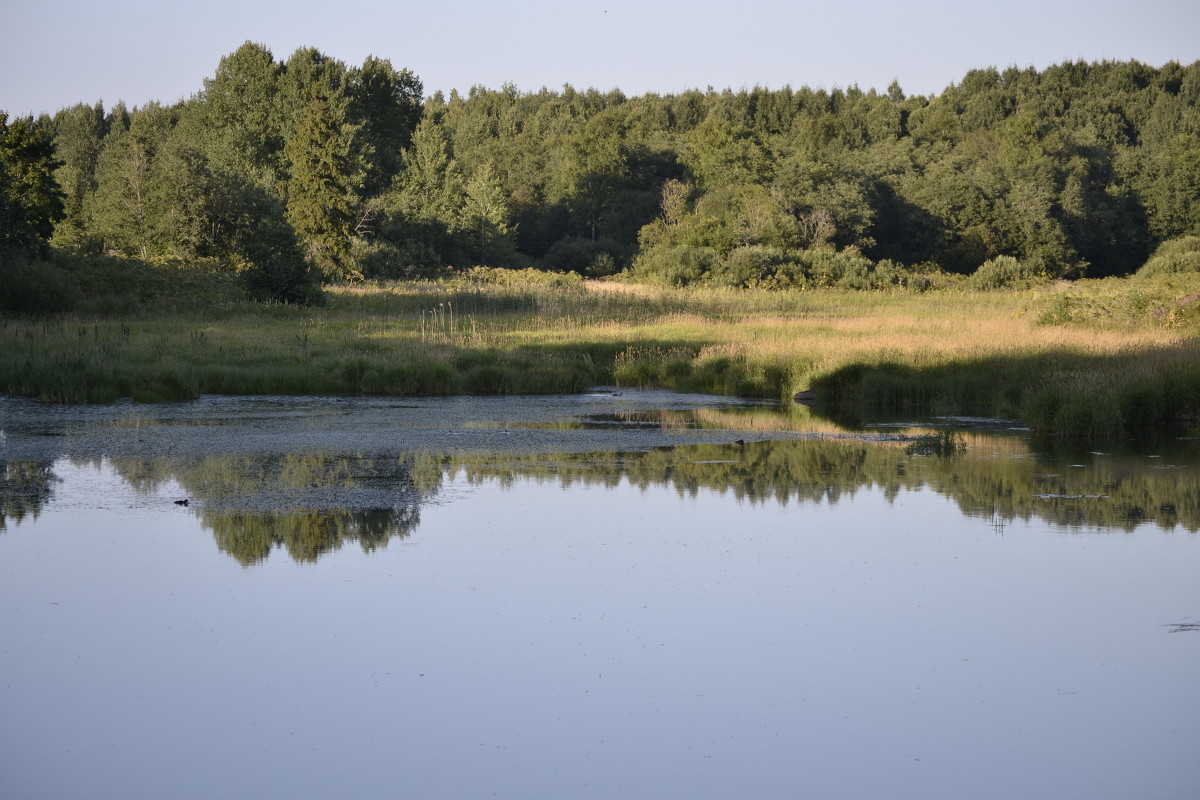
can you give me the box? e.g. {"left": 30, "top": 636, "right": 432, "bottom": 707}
{"left": 2, "top": 261, "right": 1198, "bottom": 436}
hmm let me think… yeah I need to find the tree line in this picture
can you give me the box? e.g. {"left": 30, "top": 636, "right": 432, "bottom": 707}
{"left": 3, "top": 45, "right": 1199, "bottom": 300}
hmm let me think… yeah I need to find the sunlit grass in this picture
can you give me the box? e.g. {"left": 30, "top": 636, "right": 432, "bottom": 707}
{"left": 3, "top": 266, "right": 1198, "bottom": 435}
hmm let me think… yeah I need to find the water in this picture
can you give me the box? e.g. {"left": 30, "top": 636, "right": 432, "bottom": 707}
{"left": 2, "top": 393, "right": 1198, "bottom": 799}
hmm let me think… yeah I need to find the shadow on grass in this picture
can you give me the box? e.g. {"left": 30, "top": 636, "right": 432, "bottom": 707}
{"left": 806, "top": 345, "right": 1200, "bottom": 436}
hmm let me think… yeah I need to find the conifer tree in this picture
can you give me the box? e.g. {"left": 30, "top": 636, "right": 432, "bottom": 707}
{"left": 284, "top": 91, "right": 361, "bottom": 281}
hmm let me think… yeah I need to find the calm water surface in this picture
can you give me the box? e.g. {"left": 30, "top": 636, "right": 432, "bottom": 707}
{"left": 1, "top": 393, "right": 1197, "bottom": 799}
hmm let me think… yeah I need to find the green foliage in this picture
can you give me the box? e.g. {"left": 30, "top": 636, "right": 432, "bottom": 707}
{"left": 714, "top": 245, "right": 791, "bottom": 287}
{"left": 630, "top": 239, "right": 948, "bottom": 291}
{"left": 0, "top": 249, "right": 247, "bottom": 317}
{"left": 543, "top": 235, "right": 620, "bottom": 275}
{"left": 284, "top": 91, "right": 362, "bottom": 282}
{"left": 1126, "top": 134, "right": 1200, "bottom": 241}
{"left": 14, "top": 53, "right": 1200, "bottom": 307}
{"left": 0, "top": 251, "right": 77, "bottom": 313}
{"left": 240, "top": 215, "right": 324, "bottom": 305}
{"left": 84, "top": 104, "right": 172, "bottom": 258}
{"left": 347, "top": 56, "right": 423, "bottom": 198}
{"left": 461, "top": 163, "right": 517, "bottom": 266}
{"left": 967, "top": 254, "right": 1048, "bottom": 289}
{"left": 773, "top": 156, "right": 875, "bottom": 249}
{"left": 196, "top": 41, "right": 285, "bottom": 184}
{"left": 681, "top": 115, "right": 772, "bottom": 191}
{"left": 630, "top": 244, "right": 721, "bottom": 286}
{"left": 1034, "top": 272, "right": 1200, "bottom": 328}
{"left": 47, "top": 102, "right": 106, "bottom": 249}
{"left": 0, "top": 113, "right": 65, "bottom": 254}
{"left": 1136, "top": 236, "right": 1200, "bottom": 276}
{"left": 459, "top": 265, "right": 584, "bottom": 290}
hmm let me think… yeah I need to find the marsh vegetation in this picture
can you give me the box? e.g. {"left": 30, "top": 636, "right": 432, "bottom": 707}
{"left": 1, "top": 262, "right": 1197, "bottom": 436}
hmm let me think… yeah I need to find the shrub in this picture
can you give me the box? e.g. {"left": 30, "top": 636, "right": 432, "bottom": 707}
{"left": 460, "top": 265, "right": 583, "bottom": 290}
{"left": 0, "top": 254, "right": 77, "bottom": 314}
{"left": 838, "top": 256, "right": 906, "bottom": 290}
{"left": 968, "top": 255, "right": 1047, "bottom": 290}
{"left": 804, "top": 246, "right": 875, "bottom": 288}
{"left": 1136, "top": 236, "right": 1200, "bottom": 277}
{"left": 241, "top": 222, "right": 325, "bottom": 305}
{"left": 629, "top": 245, "right": 720, "bottom": 287}
{"left": 713, "top": 245, "right": 788, "bottom": 287}
{"left": 543, "top": 236, "right": 622, "bottom": 276}
{"left": 353, "top": 239, "right": 431, "bottom": 280}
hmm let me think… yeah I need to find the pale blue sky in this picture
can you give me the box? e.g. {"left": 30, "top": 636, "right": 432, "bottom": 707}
{"left": 2, "top": 0, "right": 1198, "bottom": 117}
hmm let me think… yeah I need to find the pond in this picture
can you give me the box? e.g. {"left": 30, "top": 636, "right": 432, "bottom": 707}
{"left": 2, "top": 391, "right": 1198, "bottom": 799}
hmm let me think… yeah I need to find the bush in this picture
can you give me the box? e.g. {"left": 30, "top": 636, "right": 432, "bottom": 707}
{"left": 241, "top": 222, "right": 325, "bottom": 305}
{"left": 0, "top": 254, "right": 77, "bottom": 314}
{"left": 713, "top": 245, "right": 788, "bottom": 287}
{"left": 352, "top": 239, "right": 436, "bottom": 281}
{"left": 968, "top": 255, "right": 1048, "bottom": 290}
{"left": 797, "top": 246, "right": 874, "bottom": 288}
{"left": 629, "top": 245, "right": 720, "bottom": 287}
{"left": 543, "top": 236, "right": 622, "bottom": 276}
{"left": 1136, "top": 236, "right": 1200, "bottom": 277}
{"left": 838, "top": 256, "right": 905, "bottom": 290}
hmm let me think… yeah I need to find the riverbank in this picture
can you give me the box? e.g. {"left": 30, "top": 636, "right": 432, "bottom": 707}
{"left": 2, "top": 262, "right": 1197, "bottom": 436}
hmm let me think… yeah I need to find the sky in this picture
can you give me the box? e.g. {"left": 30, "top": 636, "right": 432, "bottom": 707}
{"left": 2, "top": 0, "right": 1198, "bottom": 117}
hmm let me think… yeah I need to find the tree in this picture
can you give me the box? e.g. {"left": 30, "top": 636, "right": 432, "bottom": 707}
{"left": 197, "top": 42, "right": 285, "bottom": 186}
{"left": 48, "top": 102, "right": 107, "bottom": 248}
{"left": 396, "top": 117, "right": 464, "bottom": 224}
{"left": 0, "top": 113, "right": 65, "bottom": 254}
{"left": 773, "top": 156, "right": 875, "bottom": 249}
{"left": 146, "top": 132, "right": 225, "bottom": 259}
{"left": 681, "top": 115, "right": 771, "bottom": 191}
{"left": 461, "top": 163, "right": 514, "bottom": 265}
{"left": 278, "top": 47, "right": 348, "bottom": 145}
{"left": 546, "top": 108, "right": 631, "bottom": 242}
{"left": 348, "top": 56, "right": 424, "bottom": 198}
{"left": 85, "top": 104, "right": 176, "bottom": 258}
{"left": 1129, "top": 133, "right": 1200, "bottom": 241}
{"left": 659, "top": 178, "right": 693, "bottom": 228}
{"left": 284, "top": 91, "right": 362, "bottom": 281}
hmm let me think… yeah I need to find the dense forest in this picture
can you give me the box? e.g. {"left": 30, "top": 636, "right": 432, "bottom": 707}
{"left": 3, "top": 44, "right": 1200, "bottom": 302}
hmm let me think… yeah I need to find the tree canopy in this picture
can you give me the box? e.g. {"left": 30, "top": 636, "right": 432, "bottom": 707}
{"left": 6, "top": 51, "right": 1200, "bottom": 293}
{"left": 0, "top": 112, "right": 65, "bottom": 254}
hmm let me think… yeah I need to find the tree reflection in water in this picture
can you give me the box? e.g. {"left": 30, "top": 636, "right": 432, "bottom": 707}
{"left": 144, "top": 451, "right": 437, "bottom": 565}
{"left": 4, "top": 419, "right": 1196, "bottom": 562}
{"left": 0, "top": 461, "right": 59, "bottom": 531}
{"left": 446, "top": 434, "right": 1200, "bottom": 533}
{"left": 206, "top": 505, "right": 422, "bottom": 566}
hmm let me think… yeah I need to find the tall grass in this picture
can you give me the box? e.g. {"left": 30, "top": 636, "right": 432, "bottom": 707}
{"left": 3, "top": 263, "right": 1198, "bottom": 436}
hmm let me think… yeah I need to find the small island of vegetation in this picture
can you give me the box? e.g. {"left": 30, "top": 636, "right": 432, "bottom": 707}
{"left": 2, "top": 45, "right": 1198, "bottom": 437}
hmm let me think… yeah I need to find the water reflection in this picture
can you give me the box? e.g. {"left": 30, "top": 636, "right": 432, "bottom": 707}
{"left": 0, "top": 461, "right": 58, "bottom": 531}
{"left": 207, "top": 506, "right": 421, "bottom": 565}
{"left": 4, "top": 410, "right": 1196, "bottom": 563}
{"left": 99, "top": 451, "right": 436, "bottom": 565}
{"left": 445, "top": 434, "right": 1199, "bottom": 533}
